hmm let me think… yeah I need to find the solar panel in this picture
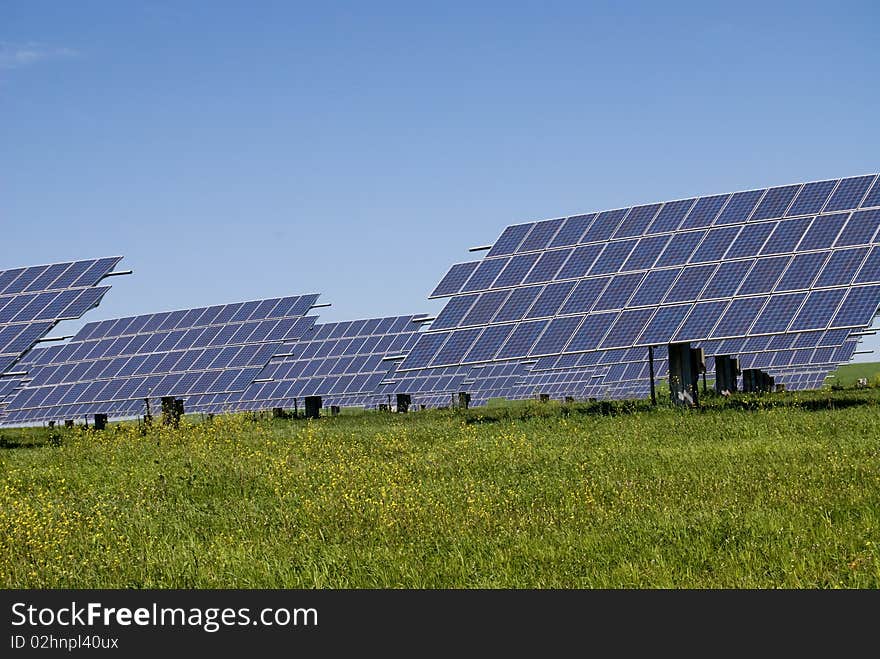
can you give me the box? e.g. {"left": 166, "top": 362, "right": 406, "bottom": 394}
{"left": 403, "top": 174, "right": 880, "bottom": 390}
{"left": 0, "top": 257, "right": 123, "bottom": 421}
{"left": 3, "top": 294, "right": 320, "bottom": 423}
{"left": 182, "top": 315, "right": 426, "bottom": 414}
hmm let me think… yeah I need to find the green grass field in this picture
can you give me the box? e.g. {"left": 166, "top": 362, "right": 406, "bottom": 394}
{"left": 828, "top": 361, "right": 880, "bottom": 387}
{"left": 2, "top": 390, "right": 879, "bottom": 588}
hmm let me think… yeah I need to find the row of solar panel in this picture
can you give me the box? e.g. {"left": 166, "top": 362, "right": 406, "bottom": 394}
{"left": 265, "top": 329, "right": 420, "bottom": 365}
{"left": 10, "top": 366, "right": 267, "bottom": 412}
{"left": 433, "top": 214, "right": 880, "bottom": 298}
{"left": 73, "top": 294, "right": 320, "bottom": 342}
{"left": 528, "top": 329, "right": 851, "bottom": 371}
{"left": 431, "top": 250, "right": 880, "bottom": 333}
{"left": 5, "top": 316, "right": 423, "bottom": 419}
{"left": 0, "top": 286, "right": 112, "bottom": 326}
{"left": 203, "top": 372, "right": 390, "bottom": 403}
{"left": 0, "top": 258, "right": 122, "bottom": 297}
{"left": 22, "top": 316, "right": 316, "bottom": 370}
{"left": 403, "top": 285, "right": 878, "bottom": 370}
{"left": 483, "top": 175, "right": 880, "bottom": 260}
{"left": 23, "top": 340, "right": 286, "bottom": 388}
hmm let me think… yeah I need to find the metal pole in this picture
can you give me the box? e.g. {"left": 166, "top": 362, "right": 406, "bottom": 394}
{"left": 648, "top": 345, "right": 656, "bottom": 406}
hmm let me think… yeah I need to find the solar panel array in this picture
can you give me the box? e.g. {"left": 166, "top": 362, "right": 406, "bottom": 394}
{"left": 388, "top": 175, "right": 880, "bottom": 403}
{"left": 184, "top": 315, "right": 426, "bottom": 414}
{"left": 0, "top": 257, "right": 122, "bottom": 374}
{"left": 4, "top": 175, "right": 879, "bottom": 424}
{"left": 2, "top": 295, "right": 320, "bottom": 424}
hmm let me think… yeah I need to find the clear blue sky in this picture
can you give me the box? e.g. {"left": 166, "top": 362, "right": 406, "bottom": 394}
{"left": 2, "top": 1, "right": 879, "bottom": 360}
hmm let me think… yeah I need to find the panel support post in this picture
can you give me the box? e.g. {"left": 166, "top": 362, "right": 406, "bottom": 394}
{"left": 668, "top": 342, "right": 698, "bottom": 407}
{"left": 648, "top": 345, "right": 657, "bottom": 406}
{"left": 304, "top": 396, "right": 322, "bottom": 419}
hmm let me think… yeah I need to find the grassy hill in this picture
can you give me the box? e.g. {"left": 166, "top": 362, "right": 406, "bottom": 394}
{"left": 827, "top": 361, "right": 880, "bottom": 387}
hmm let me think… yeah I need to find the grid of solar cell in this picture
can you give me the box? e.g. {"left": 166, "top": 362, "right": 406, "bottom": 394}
{"left": 180, "top": 315, "right": 426, "bottom": 414}
{"left": 3, "top": 294, "right": 320, "bottom": 422}
{"left": 407, "top": 176, "right": 880, "bottom": 383}
{"left": 0, "top": 258, "right": 124, "bottom": 422}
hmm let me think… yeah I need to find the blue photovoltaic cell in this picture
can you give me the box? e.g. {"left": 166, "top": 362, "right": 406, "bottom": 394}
{"left": 751, "top": 184, "right": 800, "bottom": 220}
{"left": 690, "top": 226, "right": 741, "bottom": 262}
{"left": 620, "top": 235, "right": 669, "bottom": 271}
{"left": 460, "top": 290, "right": 510, "bottom": 327}
{"left": 559, "top": 277, "right": 610, "bottom": 315}
{"left": 430, "top": 328, "right": 482, "bottom": 366}
{"left": 486, "top": 224, "right": 532, "bottom": 257}
{"left": 664, "top": 264, "right": 716, "bottom": 302}
{"left": 700, "top": 259, "right": 755, "bottom": 300}
{"left": 612, "top": 204, "right": 662, "bottom": 238}
{"left": 549, "top": 214, "right": 596, "bottom": 247}
{"left": 565, "top": 312, "right": 617, "bottom": 352}
{"left": 593, "top": 272, "right": 645, "bottom": 311}
{"left": 462, "top": 324, "right": 515, "bottom": 362}
{"left": 600, "top": 308, "right": 655, "bottom": 348}
{"left": 529, "top": 316, "right": 584, "bottom": 355}
{"left": 525, "top": 281, "right": 577, "bottom": 318}
{"left": 398, "top": 332, "right": 450, "bottom": 369}
{"left": 460, "top": 258, "right": 509, "bottom": 292}
{"left": 674, "top": 301, "right": 729, "bottom": 341}
{"left": 835, "top": 209, "right": 880, "bottom": 247}
{"left": 725, "top": 222, "right": 775, "bottom": 258}
{"left": 637, "top": 304, "right": 691, "bottom": 344}
{"left": 628, "top": 269, "right": 680, "bottom": 307}
{"left": 714, "top": 189, "right": 765, "bottom": 225}
{"left": 711, "top": 296, "right": 768, "bottom": 338}
{"left": 523, "top": 249, "right": 572, "bottom": 284}
{"left": 760, "top": 217, "right": 813, "bottom": 254}
{"left": 786, "top": 180, "right": 837, "bottom": 216}
{"left": 813, "top": 248, "right": 869, "bottom": 287}
{"left": 775, "top": 252, "right": 828, "bottom": 291}
{"left": 580, "top": 209, "right": 629, "bottom": 243}
{"left": 517, "top": 219, "right": 563, "bottom": 252}
{"left": 737, "top": 256, "right": 790, "bottom": 295}
{"left": 862, "top": 178, "right": 880, "bottom": 208}
{"left": 554, "top": 244, "right": 603, "bottom": 280}
{"left": 491, "top": 253, "right": 541, "bottom": 288}
{"left": 855, "top": 247, "right": 880, "bottom": 283}
{"left": 680, "top": 195, "right": 729, "bottom": 229}
{"left": 830, "top": 285, "right": 880, "bottom": 328}
{"left": 492, "top": 286, "right": 543, "bottom": 322}
{"left": 744, "top": 335, "right": 773, "bottom": 351}
{"left": 789, "top": 288, "right": 847, "bottom": 331}
{"left": 495, "top": 320, "right": 549, "bottom": 359}
{"left": 797, "top": 213, "right": 849, "bottom": 251}
{"left": 589, "top": 240, "right": 637, "bottom": 275}
{"left": 655, "top": 230, "right": 706, "bottom": 266}
{"left": 750, "top": 292, "right": 807, "bottom": 333}
{"left": 647, "top": 198, "right": 696, "bottom": 233}
{"left": 824, "top": 175, "right": 875, "bottom": 212}
{"left": 431, "top": 262, "right": 479, "bottom": 297}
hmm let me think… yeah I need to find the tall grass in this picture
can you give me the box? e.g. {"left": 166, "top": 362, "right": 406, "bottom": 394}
{"left": 1, "top": 392, "right": 878, "bottom": 588}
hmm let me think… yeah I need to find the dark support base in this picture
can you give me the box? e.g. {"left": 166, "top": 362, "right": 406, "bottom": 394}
{"left": 539, "top": 394, "right": 550, "bottom": 403}
{"left": 330, "top": 406, "right": 340, "bottom": 416}
{"left": 714, "top": 355, "right": 741, "bottom": 396}
{"left": 396, "top": 394, "right": 411, "bottom": 413}
{"left": 304, "top": 396, "right": 322, "bottom": 419}
{"left": 457, "top": 392, "right": 471, "bottom": 410}
{"left": 94, "top": 414, "right": 108, "bottom": 431}
{"left": 64, "top": 420, "right": 74, "bottom": 428}
{"left": 161, "top": 396, "right": 184, "bottom": 428}
{"left": 668, "top": 342, "right": 704, "bottom": 407}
